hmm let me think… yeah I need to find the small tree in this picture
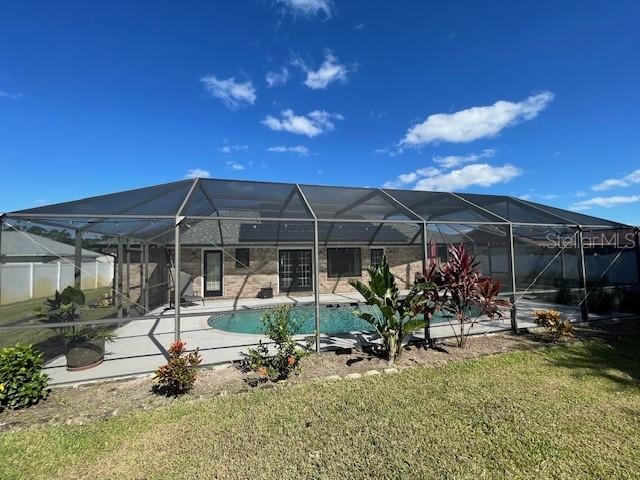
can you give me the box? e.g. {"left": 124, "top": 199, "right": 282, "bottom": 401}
{"left": 350, "top": 256, "right": 432, "bottom": 363}
{"left": 246, "top": 305, "right": 308, "bottom": 381}
{"left": 418, "top": 244, "right": 508, "bottom": 348}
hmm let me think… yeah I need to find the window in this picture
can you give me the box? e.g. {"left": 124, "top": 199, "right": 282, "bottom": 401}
{"left": 235, "top": 248, "right": 250, "bottom": 269}
{"left": 370, "top": 248, "right": 384, "bottom": 269}
{"left": 327, "top": 248, "right": 361, "bottom": 277}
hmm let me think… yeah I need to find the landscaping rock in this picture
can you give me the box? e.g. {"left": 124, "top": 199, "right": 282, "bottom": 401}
{"left": 345, "top": 373, "right": 362, "bottom": 380}
{"left": 325, "top": 375, "right": 342, "bottom": 381}
{"left": 364, "top": 370, "right": 381, "bottom": 376}
{"left": 383, "top": 368, "right": 399, "bottom": 375}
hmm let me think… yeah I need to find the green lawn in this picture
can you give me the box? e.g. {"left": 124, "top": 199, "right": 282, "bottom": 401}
{"left": 1, "top": 338, "right": 639, "bottom": 479}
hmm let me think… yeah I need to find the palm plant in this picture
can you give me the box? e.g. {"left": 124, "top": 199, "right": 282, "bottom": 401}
{"left": 349, "top": 256, "right": 433, "bottom": 363}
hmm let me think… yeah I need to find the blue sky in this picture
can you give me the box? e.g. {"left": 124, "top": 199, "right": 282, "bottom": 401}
{"left": 1, "top": 1, "right": 639, "bottom": 224}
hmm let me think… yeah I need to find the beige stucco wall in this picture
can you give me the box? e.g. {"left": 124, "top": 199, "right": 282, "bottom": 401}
{"left": 175, "top": 246, "right": 423, "bottom": 300}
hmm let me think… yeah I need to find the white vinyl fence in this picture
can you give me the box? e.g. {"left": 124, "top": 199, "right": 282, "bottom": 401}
{"left": 1, "top": 258, "right": 114, "bottom": 305}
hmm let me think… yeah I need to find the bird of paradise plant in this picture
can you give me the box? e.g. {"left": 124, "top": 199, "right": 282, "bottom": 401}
{"left": 349, "top": 256, "right": 433, "bottom": 363}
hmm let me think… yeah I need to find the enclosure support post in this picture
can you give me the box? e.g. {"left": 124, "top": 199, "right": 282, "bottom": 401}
{"left": 577, "top": 228, "right": 589, "bottom": 322}
{"left": 313, "top": 219, "right": 320, "bottom": 353}
{"left": 145, "top": 244, "right": 150, "bottom": 311}
{"left": 421, "top": 221, "right": 428, "bottom": 271}
{"left": 74, "top": 229, "right": 82, "bottom": 288}
{"left": 507, "top": 224, "right": 518, "bottom": 331}
{"left": 125, "top": 238, "right": 131, "bottom": 317}
{"left": 116, "top": 237, "right": 124, "bottom": 318}
{"left": 116, "top": 237, "right": 124, "bottom": 317}
{"left": 174, "top": 218, "right": 182, "bottom": 341}
{"left": 313, "top": 219, "right": 321, "bottom": 354}
{"left": 421, "top": 221, "right": 431, "bottom": 345}
{"left": 141, "top": 242, "right": 148, "bottom": 311}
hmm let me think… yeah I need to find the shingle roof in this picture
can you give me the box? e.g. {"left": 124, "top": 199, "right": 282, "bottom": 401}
{"left": 1, "top": 231, "right": 102, "bottom": 258}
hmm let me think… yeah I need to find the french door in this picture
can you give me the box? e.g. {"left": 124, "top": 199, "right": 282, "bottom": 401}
{"left": 203, "top": 250, "right": 223, "bottom": 297}
{"left": 279, "top": 249, "right": 313, "bottom": 293}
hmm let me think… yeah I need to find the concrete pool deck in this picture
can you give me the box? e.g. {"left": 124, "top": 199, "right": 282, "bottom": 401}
{"left": 43, "top": 292, "right": 593, "bottom": 386}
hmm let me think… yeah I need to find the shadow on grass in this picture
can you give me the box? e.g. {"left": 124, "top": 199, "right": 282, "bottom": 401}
{"left": 546, "top": 335, "right": 640, "bottom": 388}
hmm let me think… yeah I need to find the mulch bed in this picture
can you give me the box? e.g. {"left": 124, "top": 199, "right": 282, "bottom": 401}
{"left": 1, "top": 318, "right": 638, "bottom": 432}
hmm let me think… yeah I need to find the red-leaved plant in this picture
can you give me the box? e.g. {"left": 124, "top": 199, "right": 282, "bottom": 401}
{"left": 153, "top": 340, "right": 202, "bottom": 396}
{"left": 416, "top": 244, "right": 509, "bottom": 348}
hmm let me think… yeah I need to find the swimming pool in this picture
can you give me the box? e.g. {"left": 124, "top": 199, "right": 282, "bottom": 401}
{"left": 207, "top": 304, "right": 466, "bottom": 335}
{"left": 208, "top": 305, "right": 375, "bottom": 335}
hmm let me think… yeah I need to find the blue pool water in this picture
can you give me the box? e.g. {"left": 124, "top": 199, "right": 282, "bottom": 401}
{"left": 207, "top": 304, "right": 467, "bottom": 335}
{"left": 208, "top": 305, "right": 376, "bottom": 335}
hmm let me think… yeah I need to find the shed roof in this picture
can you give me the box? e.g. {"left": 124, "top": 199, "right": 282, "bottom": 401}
{"left": 1, "top": 231, "right": 103, "bottom": 259}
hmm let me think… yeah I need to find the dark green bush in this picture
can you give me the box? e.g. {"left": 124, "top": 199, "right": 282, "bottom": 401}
{"left": 0, "top": 344, "right": 50, "bottom": 411}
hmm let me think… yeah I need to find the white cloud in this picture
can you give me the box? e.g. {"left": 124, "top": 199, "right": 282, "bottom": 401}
{"left": 433, "top": 148, "right": 496, "bottom": 168}
{"left": 571, "top": 195, "right": 640, "bottom": 210}
{"left": 374, "top": 147, "right": 397, "bottom": 157}
{"left": 200, "top": 75, "right": 256, "bottom": 109}
{"left": 226, "top": 161, "right": 245, "bottom": 171}
{"left": 400, "top": 91, "right": 554, "bottom": 146}
{"left": 185, "top": 168, "right": 211, "bottom": 179}
{"left": 0, "top": 90, "right": 22, "bottom": 99}
{"left": 414, "top": 163, "right": 522, "bottom": 191}
{"left": 354, "top": 22, "right": 365, "bottom": 30}
{"left": 294, "top": 51, "right": 351, "bottom": 90}
{"left": 415, "top": 167, "right": 441, "bottom": 177}
{"left": 275, "top": 0, "right": 332, "bottom": 18}
{"left": 219, "top": 144, "right": 248, "bottom": 154}
{"left": 268, "top": 145, "right": 310, "bottom": 155}
{"left": 265, "top": 67, "right": 289, "bottom": 88}
{"left": 383, "top": 167, "right": 440, "bottom": 189}
{"left": 592, "top": 169, "right": 640, "bottom": 191}
{"left": 262, "top": 109, "right": 342, "bottom": 137}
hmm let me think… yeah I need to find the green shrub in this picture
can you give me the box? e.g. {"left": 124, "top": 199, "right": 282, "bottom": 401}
{"left": 246, "top": 305, "right": 308, "bottom": 381}
{"left": 152, "top": 340, "right": 202, "bottom": 396}
{"left": 0, "top": 344, "right": 50, "bottom": 411}
{"left": 350, "top": 256, "right": 429, "bottom": 362}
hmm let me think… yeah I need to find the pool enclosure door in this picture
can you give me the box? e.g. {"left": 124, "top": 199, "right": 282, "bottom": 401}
{"left": 279, "top": 249, "right": 313, "bottom": 293}
{"left": 203, "top": 250, "right": 223, "bottom": 297}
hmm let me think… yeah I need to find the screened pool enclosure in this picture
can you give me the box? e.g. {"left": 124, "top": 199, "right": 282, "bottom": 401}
{"left": 1, "top": 178, "right": 638, "bottom": 384}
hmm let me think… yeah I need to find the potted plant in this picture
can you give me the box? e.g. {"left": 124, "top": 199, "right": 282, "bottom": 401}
{"left": 36, "top": 286, "right": 115, "bottom": 371}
